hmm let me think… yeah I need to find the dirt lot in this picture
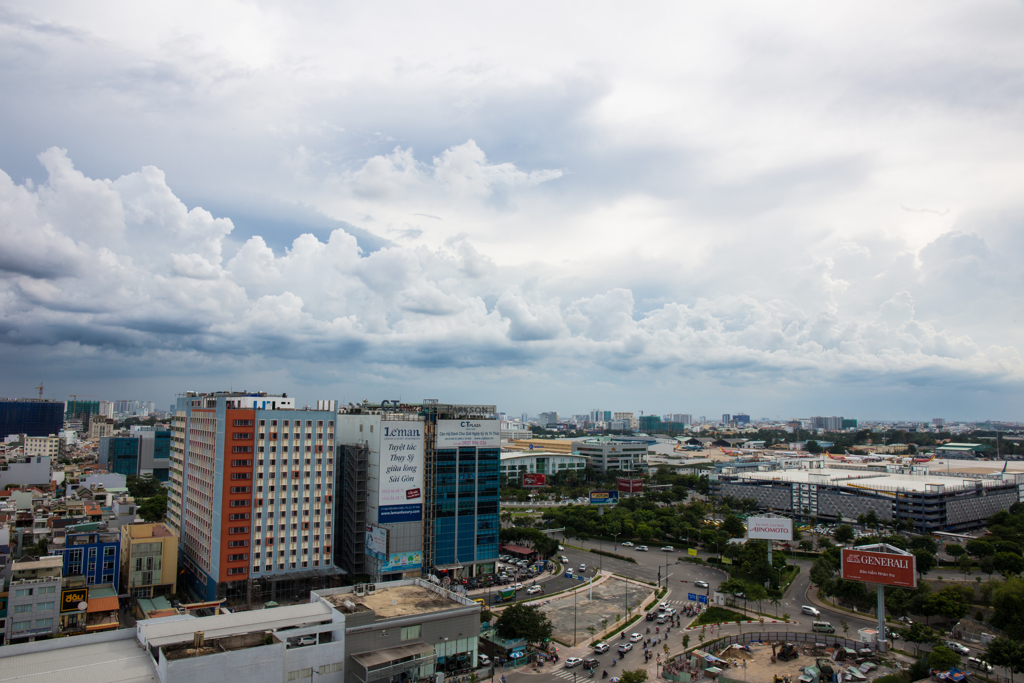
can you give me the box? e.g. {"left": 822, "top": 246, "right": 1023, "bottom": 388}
{"left": 537, "top": 578, "right": 652, "bottom": 644}
{"left": 697, "top": 641, "right": 910, "bottom": 682}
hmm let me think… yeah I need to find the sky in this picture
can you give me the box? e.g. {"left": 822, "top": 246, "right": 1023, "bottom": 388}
{"left": 1, "top": 1, "right": 1023, "bottom": 421}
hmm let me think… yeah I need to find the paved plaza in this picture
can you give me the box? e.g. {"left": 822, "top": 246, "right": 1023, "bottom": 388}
{"left": 538, "top": 578, "right": 652, "bottom": 645}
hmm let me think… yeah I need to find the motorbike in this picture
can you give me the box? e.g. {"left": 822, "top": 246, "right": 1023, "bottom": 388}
{"left": 611, "top": 660, "right": 617, "bottom": 667}
{"left": 602, "top": 672, "right": 608, "bottom": 679}
{"left": 646, "top": 627, "right": 650, "bottom": 634}
{"left": 620, "top": 632, "right": 625, "bottom": 639}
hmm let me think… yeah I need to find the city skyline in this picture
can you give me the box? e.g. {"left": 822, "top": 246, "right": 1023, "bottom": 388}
{"left": 1, "top": 3, "right": 1023, "bottom": 420}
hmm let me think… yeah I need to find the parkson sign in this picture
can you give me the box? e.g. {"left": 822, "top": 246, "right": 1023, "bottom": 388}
{"left": 745, "top": 516, "right": 794, "bottom": 541}
{"left": 841, "top": 548, "right": 917, "bottom": 588}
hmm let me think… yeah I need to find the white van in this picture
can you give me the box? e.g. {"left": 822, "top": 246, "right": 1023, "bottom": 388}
{"left": 801, "top": 605, "right": 820, "bottom": 617}
{"left": 812, "top": 621, "right": 834, "bottom": 633}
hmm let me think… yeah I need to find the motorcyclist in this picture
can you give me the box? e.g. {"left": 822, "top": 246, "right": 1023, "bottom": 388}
{"left": 646, "top": 627, "right": 650, "bottom": 634}
{"left": 620, "top": 632, "right": 625, "bottom": 639}
{"left": 602, "top": 672, "right": 608, "bottom": 679}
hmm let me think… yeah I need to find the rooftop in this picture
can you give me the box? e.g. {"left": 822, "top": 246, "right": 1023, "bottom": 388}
{"left": 138, "top": 602, "right": 333, "bottom": 649}
{"left": 325, "top": 583, "right": 465, "bottom": 620}
{"left": 0, "top": 636, "right": 158, "bottom": 683}
{"left": 727, "top": 468, "right": 1007, "bottom": 492}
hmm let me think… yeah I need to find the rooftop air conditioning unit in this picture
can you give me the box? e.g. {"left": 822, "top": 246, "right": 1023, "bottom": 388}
{"left": 366, "top": 584, "right": 376, "bottom": 594}
{"left": 354, "top": 584, "right": 365, "bottom": 596}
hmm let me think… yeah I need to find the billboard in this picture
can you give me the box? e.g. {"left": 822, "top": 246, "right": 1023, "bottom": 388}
{"left": 841, "top": 548, "right": 917, "bottom": 588}
{"left": 379, "top": 422, "right": 425, "bottom": 523}
{"left": 61, "top": 587, "right": 88, "bottom": 612}
{"left": 618, "top": 478, "right": 644, "bottom": 494}
{"left": 589, "top": 490, "right": 619, "bottom": 505}
{"left": 381, "top": 550, "right": 423, "bottom": 573}
{"left": 437, "top": 420, "right": 501, "bottom": 449}
{"left": 746, "top": 516, "right": 794, "bottom": 541}
{"left": 365, "top": 524, "right": 388, "bottom": 559}
{"left": 523, "top": 473, "right": 546, "bottom": 487}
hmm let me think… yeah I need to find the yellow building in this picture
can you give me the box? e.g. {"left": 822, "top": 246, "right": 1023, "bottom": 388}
{"left": 508, "top": 439, "right": 574, "bottom": 454}
{"left": 120, "top": 522, "right": 178, "bottom": 600}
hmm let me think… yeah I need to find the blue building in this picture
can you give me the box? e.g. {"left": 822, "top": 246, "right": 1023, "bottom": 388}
{"left": 60, "top": 524, "right": 121, "bottom": 590}
{"left": 0, "top": 398, "right": 64, "bottom": 441}
{"left": 98, "top": 427, "right": 171, "bottom": 481}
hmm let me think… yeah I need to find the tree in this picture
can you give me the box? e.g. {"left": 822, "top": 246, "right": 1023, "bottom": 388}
{"left": 805, "top": 440, "right": 822, "bottom": 454}
{"left": 903, "top": 622, "right": 937, "bottom": 656}
{"left": 620, "top": 670, "right": 648, "bottom": 683}
{"left": 966, "top": 539, "right": 995, "bottom": 558}
{"left": 126, "top": 474, "right": 163, "bottom": 499}
{"left": 721, "top": 515, "right": 746, "bottom": 538}
{"left": 682, "top": 634, "right": 690, "bottom": 650}
{"left": 747, "top": 583, "right": 768, "bottom": 614}
{"left": 980, "top": 556, "right": 995, "bottom": 578}
{"left": 946, "top": 544, "right": 966, "bottom": 558}
{"left": 840, "top": 620, "right": 849, "bottom": 636}
{"left": 912, "top": 549, "right": 936, "bottom": 578}
{"left": 636, "top": 524, "right": 653, "bottom": 543}
{"left": 985, "top": 637, "right": 1024, "bottom": 683}
{"left": 138, "top": 492, "right": 167, "bottom": 522}
{"left": 833, "top": 525, "right": 855, "bottom": 544}
{"left": 957, "top": 554, "right": 972, "bottom": 579}
{"left": 927, "top": 645, "right": 961, "bottom": 672}
{"left": 925, "top": 586, "right": 970, "bottom": 624}
{"left": 494, "top": 604, "right": 553, "bottom": 644}
{"left": 994, "top": 552, "right": 1024, "bottom": 577}
{"left": 990, "top": 576, "right": 1024, "bottom": 639}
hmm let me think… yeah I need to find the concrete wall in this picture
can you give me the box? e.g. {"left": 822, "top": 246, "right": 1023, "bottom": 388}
{"left": 818, "top": 491, "right": 893, "bottom": 522}
{"left": 947, "top": 488, "right": 1018, "bottom": 527}
{"left": 0, "top": 457, "right": 51, "bottom": 488}
{"left": 0, "top": 624, "right": 134, "bottom": 658}
{"left": 719, "top": 482, "right": 791, "bottom": 511}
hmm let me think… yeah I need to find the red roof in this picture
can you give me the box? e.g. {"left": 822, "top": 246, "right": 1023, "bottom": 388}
{"left": 87, "top": 596, "right": 120, "bottom": 613}
{"left": 500, "top": 544, "right": 537, "bottom": 555}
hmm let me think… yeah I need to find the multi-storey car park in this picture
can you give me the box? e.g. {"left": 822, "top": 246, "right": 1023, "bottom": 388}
{"left": 711, "top": 463, "right": 1024, "bottom": 533}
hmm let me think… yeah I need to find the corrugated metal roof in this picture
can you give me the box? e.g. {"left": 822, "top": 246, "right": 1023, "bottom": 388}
{"left": 0, "top": 637, "right": 157, "bottom": 683}
{"left": 140, "top": 601, "right": 333, "bottom": 648}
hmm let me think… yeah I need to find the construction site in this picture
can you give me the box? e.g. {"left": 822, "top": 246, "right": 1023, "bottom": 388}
{"left": 663, "top": 635, "right": 912, "bottom": 683}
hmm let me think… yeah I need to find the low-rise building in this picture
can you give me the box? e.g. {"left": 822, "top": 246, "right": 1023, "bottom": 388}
{"left": 500, "top": 451, "right": 590, "bottom": 480}
{"left": 6, "top": 556, "right": 62, "bottom": 643}
{"left": 122, "top": 522, "right": 178, "bottom": 601}
{"left": 572, "top": 438, "right": 649, "bottom": 474}
{"left": 58, "top": 523, "right": 121, "bottom": 590}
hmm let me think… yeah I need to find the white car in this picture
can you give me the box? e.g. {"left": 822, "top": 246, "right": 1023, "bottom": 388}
{"left": 593, "top": 643, "right": 610, "bottom": 654}
{"left": 513, "top": 583, "right": 524, "bottom": 591}
{"left": 558, "top": 545, "right": 564, "bottom": 550}
{"left": 579, "top": 563, "right": 586, "bottom": 572}
{"left": 622, "top": 541, "right": 634, "bottom": 547}
{"left": 801, "top": 605, "right": 820, "bottom": 617}
{"left": 295, "top": 635, "right": 317, "bottom": 646}
{"left": 636, "top": 545, "right": 648, "bottom": 552}
{"left": 565, "top": 658, "right": 583, "bottom": 668}
{"left": 560, "top": 555, "right": 569, "bottom": 563}
{"left": 629, "top": 632, "right": 642, "bottom": 642}
{"left": 478, "top": 654, "right": 491, "bottom": 666}
{"left": 945, "top": 641, "right": 970, "bottom": 655}
{"left": 658, "top": 602, "right": 669, "bottom": 611}
{"left": 967, "top": 657, "right": 993, "bottom": 673}
{"left": 526, "top": 585, "right": 542, "bottom": 595}
{"left": 661, "top": 546, "right": 674, "bottom": 552}
{"left": 695, "top": 580, "right": 709, "bottom": 588}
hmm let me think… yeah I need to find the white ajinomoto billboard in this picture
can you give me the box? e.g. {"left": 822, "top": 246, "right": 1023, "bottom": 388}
{"left": 746, "top": 516, "right": 794, "bottom": 541}
{"left": 436, "top": 419, "right": 500, "bottom": 449}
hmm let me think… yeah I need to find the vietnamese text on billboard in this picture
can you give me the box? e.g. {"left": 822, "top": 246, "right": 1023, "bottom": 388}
{"left": 381, "top": 550, "right": 423, "bottom": 573}
{"left": 365, "top": 524, "right": 388, "bottom": 559}
{"left": 437, "top": 419, "right": 500, "bottom": 449}
{"left": 841, "top": 548, "right": 916, "bottom": 588}
{"left": 379, "top": 423, "right": 424, "bottom": 523}
{"left": 523, "top": 473, "right": 546, "bottom": 487}
{"left": 590, "top": 490, "right": 619, "bottom": 505}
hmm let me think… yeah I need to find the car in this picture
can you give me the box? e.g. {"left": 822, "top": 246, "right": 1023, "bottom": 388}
{"left": 617, "top": 642, "right": 633, "bottom": 653}
{"left": 513, "top": 583, "right": 524, "bottom": 591}
{"left": 295, "top": 635, "right": 317, "bottom": 646}
{"left": 801, "top": 605, "right": 820, "bottom": 617}
{"left": 579, "top": 563, "right": 587, "bottom": 572}
{"left": 946, "top": 641, "right": 970, "bottom": 655}
{"left": 734, "top": 592, "right": 745, "bottom": 599}
{"left": 526, "top": 585, "right": 542, "bottom": 595}
{"left": 525, "top": 509, "right": 535, "bottom": 513}
{"left": 583, "top": 658, "right": 600, "bottom": 669}
{"left": 594, "top": 642, "right": 610, "bottom": 654}
{"left": 622, "top": 541, "right": 634, "bottom": 547}
{"left": 560, "top": 556, "right": 569, "bottom": 563}
{"left": 967, "top": 657, "right": 994, "bottom": 673}
{"left": 564, "top": 658, "right": 583, "bottom": 668}
{"left": 661, "top": 546, "right": 674, "bottom": 552}
{"left": 636, "top": 545, "right": 648, "bottom": 552}
{"left": 629, "top": 633, "right": 642, "bottom": 642}
{"left": 658, "top": 602, "right": 669, "bottom": 610}
{"left": 695, "top": 580, "right": 709, "bottom": 588}
{"left": 478, "top": 654, "right": 491, "bottom": 667}
{"left": 645, "top": 611, "right": 657, "bottom": 621}
{"left": 565, "top": 569, "right": 573, "bottom": 577}
{"left": 558, "top": 545, "right": 564, "bottom": 550}
{"left": 664, "top": 607, "right": 676, "bottom": 616}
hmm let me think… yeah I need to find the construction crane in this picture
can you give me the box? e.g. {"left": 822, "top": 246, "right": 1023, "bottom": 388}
{"left": 67, "top": 394, "right": 97, "bottom": 415}
{"left": 35, "top": 382, "right": 44, "bottom": 399}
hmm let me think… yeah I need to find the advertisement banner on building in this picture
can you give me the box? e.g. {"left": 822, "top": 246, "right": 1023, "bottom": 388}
{"left": 589, "top": 490, "right": 619, "bottom": 505}
{"left": 745, "top": 517, "right": 794, "bottom": 541}
{"left": 365, "top": 524, "right": 388, "bottom": 559}
{"left": 379, "top": 422, "right": 425, "bottom": 523}
{"left": 841, "top": 548, "right": 917, "bottom": 588}
{"left": 523, "top": 473, "right": 546, "bottom": 487}
{"left": 380, "top": 550, "right": 423, "bottom": 573}
{"left": 617, "top": 478, "right": 644, "bottom": 494}
{"left": 61, "top": 588, "right": 88, "bottom": 612}
{"left": 437, "top": 420, "right": 501, "bottom": 449}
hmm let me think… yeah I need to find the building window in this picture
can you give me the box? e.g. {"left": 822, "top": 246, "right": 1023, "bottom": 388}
{"left": 401, "top": 624, "right": 421, "bottom": 640}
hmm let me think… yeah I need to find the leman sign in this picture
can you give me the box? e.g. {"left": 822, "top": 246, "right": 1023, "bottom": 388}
{"left": 746, "top": 517, "right": 794, "bottom": 541}
{"left": 841, "top": 548, "right": 917, "bottom": 588}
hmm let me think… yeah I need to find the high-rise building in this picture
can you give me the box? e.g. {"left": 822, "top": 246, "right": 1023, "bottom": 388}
{"left": 336, "top": 401, "right": 499, "bottom": 581}
{"left": 538, "top": 412, "right": 559, "bottom": 427}
{"left": 810, "top": 416, "right": 843, "bottom": 431}
{"left": 734, "top": 414, "right": 750, "bottom": 424}
{"left": 65, "top": 400, "right": 101, "bottom": 424}
{"left": 98, "top": 426, "right": 171, "bottom": 481}
{"left": 932, "top": 418, "right": 945, "bottom": 427}
{"left": 669, "top": 414, "right": 692, "bottom": 425}
{"left": 722, "top": 414, "right": 731, "bottom": 424}
{"left": 0, "top": 398, "right": 65, "bottom": 441}
{"left": 170, "top": 391, "right": 341, "bottom": 604}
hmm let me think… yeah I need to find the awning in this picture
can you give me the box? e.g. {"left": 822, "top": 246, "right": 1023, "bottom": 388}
{"left": 352, "top": 642, "right": 437, "bottom": 669}
{"left": 87, "top": 596, "right": 120, "bottom": 613}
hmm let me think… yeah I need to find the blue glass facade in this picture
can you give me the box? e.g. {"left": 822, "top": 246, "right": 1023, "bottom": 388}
{"left": 0, "top": 400, "right": 64, "bottom": 441}
{"left": 108, "top": 438, "right": 140, "bottom": 476}
{"left": 431, "top": 445, "right": 499, "bottom": 568}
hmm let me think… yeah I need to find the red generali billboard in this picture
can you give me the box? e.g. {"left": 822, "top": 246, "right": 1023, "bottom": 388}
{"left": 618, "top": 478, "right": 644, "bottom": 494}
{"left": 841, "top": 548, "right": 917, "bottom": 588}
{"left": 523, "top": 473, "right": 546, "bottom": 487}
